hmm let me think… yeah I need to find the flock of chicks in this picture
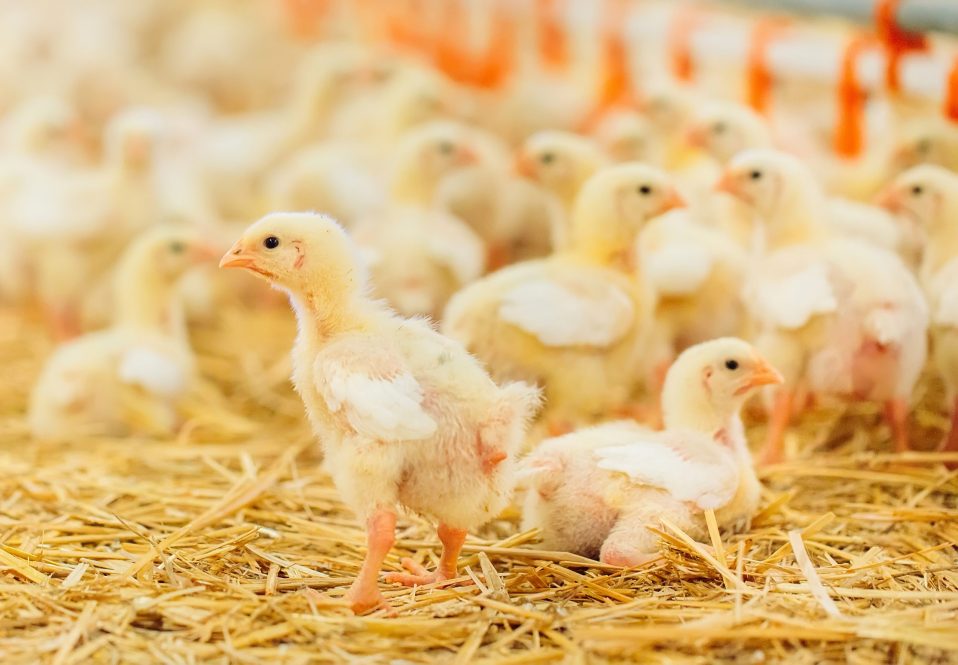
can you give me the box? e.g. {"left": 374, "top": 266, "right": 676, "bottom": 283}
{"left": 6, "top": 3, "right": 958, "bottom": 617}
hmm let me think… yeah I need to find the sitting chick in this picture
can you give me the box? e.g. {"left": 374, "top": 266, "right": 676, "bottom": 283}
{"left": 521, "top": 338, "right": 782, "bottom": 565}
{"left": 29, "top": 226, "right": 215, "bottom": 440}
{"left": 220, "top": 212, "right": 540, "bottom": 615}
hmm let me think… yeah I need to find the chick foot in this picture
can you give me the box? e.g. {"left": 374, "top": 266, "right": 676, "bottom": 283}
{"left": 385, "top": 558, "right": 460, "bottom": 587}
{"left": 386, "top": 523, "right": 468, "bottom": 587}
{"left": 346, "top": 581, "right": 396, "bottom": 616}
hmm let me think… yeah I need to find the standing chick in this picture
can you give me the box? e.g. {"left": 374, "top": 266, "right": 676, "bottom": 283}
{"left": 220, "top": 213, "right": 540, "bottom": 615}
{"left": 717, "top": 150, "right": 929, "bottom": 464}
{"left": 522, "top": 338, "right": 781, "bottom": 564}
{"left": 879, "top": 165, "right": 958, "bottom": 463}
{"left": 29, "top": 226, "right": 214, "bottom": 440}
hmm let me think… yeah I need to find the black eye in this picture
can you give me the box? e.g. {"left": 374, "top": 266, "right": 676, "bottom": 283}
{"left": 540, "top": 152, "right": 555, "bottom": 165}
{"left": 263, "top": 236, "right": 280, "bottom": 249}
{"left": 438, "top": 141, "right": 454, "bottom": 155}
{"left": 713, "top": 121, "right": 726, "bottom": 134}
{"left": 911, "top": 185, "right": 924, "bottom": 196}
{"left": 169, "top": 241, "right": 185, "bottom": 253}
{"left": 725, "top": 359, "right": 739, "bottom": 371}
{"left": 917, "top": 138, "right": 931, "bottom": 154}
{"left": 638, "top": 184, "right": 653, "bottom": 196}
{"left": 749, "top": 170, "right": 763, "bottom": 180}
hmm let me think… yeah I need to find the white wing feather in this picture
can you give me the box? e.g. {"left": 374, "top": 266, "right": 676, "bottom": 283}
{"left": 643, "top": 242, "right": 715, "bottom": 297}
{"left": 754, "top": 263, "right": 837, "bottom": 330}
{"left": 499, "top": 278, "right": 634, "bottom": 347}
{"left": 317, "top": 354, "right": 437, "bottom": 441}
{"left": 118, "top": 347, "right": 187, "bottom": 397}
{"left": 595, "top": 432, "right": 739, "bottom": 509}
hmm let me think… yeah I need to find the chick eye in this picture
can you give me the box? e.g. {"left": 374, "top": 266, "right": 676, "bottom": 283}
{"left": 540, "top": 152, "right": 555, "bottom": 165}
{"left": 438, "top": 141, "right": 454, "bottom": 155}
{"left": 713, "top": 121, "right": 726, "bottom": 134}
{"left": 749, "top": 170, "right": 763, "bottom": 180}
{"left": 169, "top": 241, "right": 185, "bottom": 254}
{"left": 917, "top": 138, "right": 931, "bottom": 154}
{"left": 724, "top": 359, "right": 739, "bottom": 370}
{"left": 263, "top": 236, "right": 280, "bottom": 249}
{"left": 911, "top": 185, "right": 924, "bottom": 196}
{"left": 638, "top": 184, "right": 653, "bottom": 196}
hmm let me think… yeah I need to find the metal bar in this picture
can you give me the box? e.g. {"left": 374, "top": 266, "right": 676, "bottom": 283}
{"left": 720, "top": 0, "right": 958, "bottom": 36}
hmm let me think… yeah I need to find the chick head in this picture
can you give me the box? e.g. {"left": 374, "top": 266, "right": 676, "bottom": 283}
{"left": 592, "top": 111, "right": 654, "bottom": 164}
{"left": 515, "top": 131, "right": 608, "bottom": 201}
{"left": 891, "top": 120, "right": 958, "bottom": 173}
{"left": 571, "top": 163, "right": 685, "bottom": 244}
{"left": 393, "top": 120, "right": 480, "bottom": 188}
{"left": 878, "top": 164, "right": 957, "bottom": 236}
{"left": 686, "top": 102, "right": 772, "bottom": 165}
{"left": 662, "top": 337, "right": 783, "bottom": 429}
{"left": 104, "top": 107, "right": 164, "bottom": 171}
{"left": 220, "top": 212, "right": 366, "bottom": 296}
{"left": 715, "top": 148, "right": 814, "bottom": 219}
{"left": 123, "top": 224, "right": 220, "bottom": 283}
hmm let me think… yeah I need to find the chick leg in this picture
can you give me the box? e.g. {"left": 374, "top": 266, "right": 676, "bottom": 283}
{"left": 599, "top": 520, "right": 659, "bottom": 568}
{"left": 385, "top": 523, "right": 467, "bottom": 586}
{"left": 346, "top": 508, "right": 396, "bottom": 615}
{"left": 883, "top": 398, "right": 910, "bottom": 454}
{"left": 758, "top": 388, "right": 793, "bottom": 466}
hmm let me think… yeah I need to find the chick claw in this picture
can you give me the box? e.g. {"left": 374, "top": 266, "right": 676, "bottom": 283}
{"left": 346, "top": 586, "right": 396, "bottom": 616}
{"left": 385, "top": 558, "right": 459, "bottom": 587}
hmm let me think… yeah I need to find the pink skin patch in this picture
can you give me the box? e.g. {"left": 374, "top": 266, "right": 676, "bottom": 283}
{"left": 474, "top": 432, "right": 507, "bottom": 476}
{"left": 292, "top": 241, "right": 305, "bottom": 269}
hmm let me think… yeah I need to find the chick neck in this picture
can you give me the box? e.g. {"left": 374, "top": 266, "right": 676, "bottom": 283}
{"left": 389, "top": 168, "right": 441, "bottom": 206}
{"left": 922, "top": 196, "right": 958, "bottom": 274}
{"left": 113, "top": 257, "right": 187, "bottom": 339}
{"left": 566, "top": 205, "right": 639, "bottom": 271}
{"left": 285, "top": 269, "right": 384, "bottom": 343}
{"left": 661, "top": 376, "right": 750, "bottom": 462}
{"left": 759, "top": 178, "right": 830, "bottom": 252}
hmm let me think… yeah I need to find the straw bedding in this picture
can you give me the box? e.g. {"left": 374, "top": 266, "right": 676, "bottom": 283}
{"left": 0, "top": 304, "right": 956, "bottom": 664}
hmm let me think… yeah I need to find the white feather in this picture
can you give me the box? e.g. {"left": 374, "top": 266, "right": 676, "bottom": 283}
{"left": 499, "top": 278, "right": 634, "bottom": 347}
{"left": 643, "top": 242, "right": 714, "bottom": 297}
{"left": 754, "top": 262, "right": 837, "bottom": 330}
{"left": 318, "top": 357, "right": 437, "bottom": 441}
{"left": 118, "top": 347, "right": 187, "bottom": 397}
{"left": 595, "top": 431, "right": 739, "bottom": 509}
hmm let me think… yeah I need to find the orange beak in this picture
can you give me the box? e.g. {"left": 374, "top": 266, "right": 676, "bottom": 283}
{"left": 876, "top": 185, "right": 903, "bottom": 213}
{"left": 685, "top": 125, "right": 708, "bottom": 148}
{"left": 456, "top": 145, "right": 480, "bottom": 166}
{"left": 513, "top": 150, "right": 536, "bottom": 179}
{"left": 219, "top": 241, "right": 257, "bottom": 270}
{"left": 713, "top": 169, "right": 739, "bottom": 196}
{"left": 736, "top": 357, "right": 784, "bottom": 395}
{"left": 661, "top": 187, "right": 688, "bottom": 213}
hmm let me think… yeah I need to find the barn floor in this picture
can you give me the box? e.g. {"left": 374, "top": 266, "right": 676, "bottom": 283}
{"left": 0, "top": 305, "right": 957, "bottom": 664}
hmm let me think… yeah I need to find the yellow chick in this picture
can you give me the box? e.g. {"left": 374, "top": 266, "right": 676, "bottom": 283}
{"left": 891, "top": 118, "right": 958, "bottom": 174}
{"left": 220, "top": 212, "right": 540, "bottom": 614}
{"left": 443, "top": 164, "right": 685, "bottom": 432}
{"left": 29, "top": 225, "right": 216, "bottom": 440}
{"left": 521, "top": 338, "right": 781, "bottom": 564}
{"left": 879, "top": 165, "right": 958, "bottom": 465}
{"left": 514, "top": 130, "right": 609, "bottom": 249}
{"left": 717, "top": 150, "right": 929, "bottom": 465}
{"left": 351, "top": 121, "right": 487, "bottom": 320}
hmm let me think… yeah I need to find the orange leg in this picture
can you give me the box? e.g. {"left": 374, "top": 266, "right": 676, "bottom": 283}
{"left": 942, "top": 397, "right": 958, "bottom": 470}
{"left": 759, "top": 389, "right": 793, "bottom": 467}
{"left": 486, "top": 243, "right": 510, "bottom": 272}
{"left": 346, "top": 508, "right": 396, "bottom": 614}
{"left": 385, "top": 523, "right": 467, "bottom": 587}
{"left": 883, "top": 398, "right": 910, "bottom": 454}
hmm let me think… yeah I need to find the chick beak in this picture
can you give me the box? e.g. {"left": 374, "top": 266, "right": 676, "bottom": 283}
{"left": 661, "top": 187, "right": 688, "bottom": 213}
{"left": 736, "top": 358, "right": 784, "bottom": 395}
{"left": 513, "top": 151, "right": 536, "bottom": 179}
{"left": 685, "top": 125, "right": 707, "bottom": 149}
{"left": 876, "top": 186, "right": 903, "bottom": 213}
{"left": 714, "top": 169, "right": 738, "bottom": 196}
{"left": 456, "top": 145, "right": 479, "bottom": 166}
{"left": 219, "top": 241, "right": 258, "bottom": 270}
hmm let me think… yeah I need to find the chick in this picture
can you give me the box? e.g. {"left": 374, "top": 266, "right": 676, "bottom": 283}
{"left": 443, "top": 164, "right": 685, "bottom": 432}
{"left": 717, "top": 150, "right": 929, "bottom": 464}
{"left": 522, "top": 338, "right": 782, "bottom": 564}
{"left": 220, "top": 212, "right": 540, "bottom": 614}
{"left": 352, "top": 121, "right": 486, "bottom": 319}
{"left": 591, "top": 110, "right": 656, "bottom": 164}
{"left": 29, "top": 226, "right": 214, "bottom": 440}
{"left": 879, "top": 165, "right": 958, "bottom": 463}
{"left": 892, "top": 120, "right": 958, "bottom": 174}
{"left": 514, "top": 130, "right": 609, "bottom": 249}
